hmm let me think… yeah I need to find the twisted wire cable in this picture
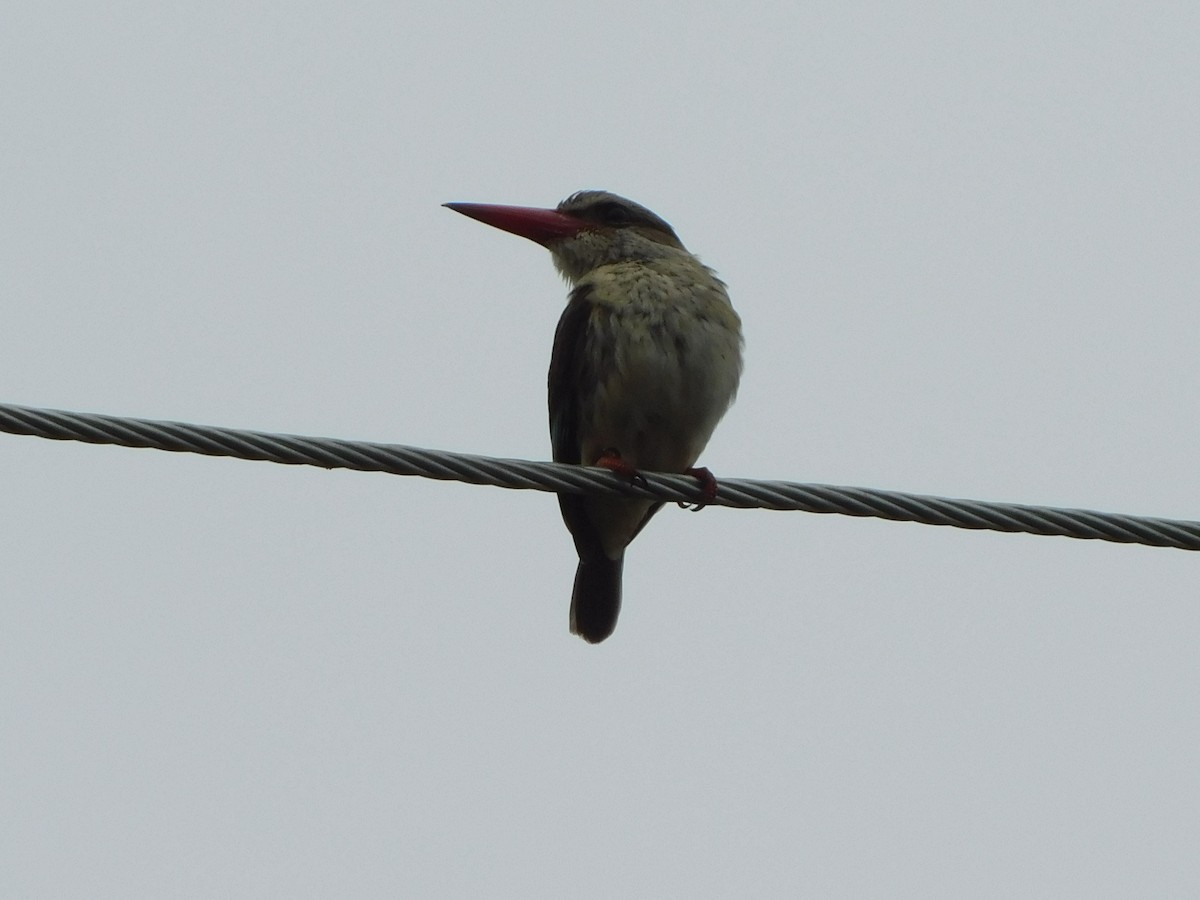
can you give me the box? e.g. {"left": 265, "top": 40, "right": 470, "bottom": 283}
{"left": 2, "top": 402, "right": 1197, "bottom": 551}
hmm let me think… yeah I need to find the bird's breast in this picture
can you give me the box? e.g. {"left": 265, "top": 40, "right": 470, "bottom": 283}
{"left": 576, "top": 261, "right": 742, "bottom": 473}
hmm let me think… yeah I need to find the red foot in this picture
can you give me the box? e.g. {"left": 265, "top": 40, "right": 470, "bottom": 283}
{"left": 681, "top": 466, "right": 718, "bottom": 511}
{"left": 594, "top": 448, "right": 648, "bottom": 489}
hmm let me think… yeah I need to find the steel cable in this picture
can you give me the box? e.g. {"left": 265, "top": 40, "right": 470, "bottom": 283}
{"left": 2, "top": 402, "right": 1197, "bottom": 551}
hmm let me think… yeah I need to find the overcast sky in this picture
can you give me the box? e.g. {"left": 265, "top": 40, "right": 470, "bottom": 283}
{"left": 3, "top": 3, "right": 1198, "bottom": 897}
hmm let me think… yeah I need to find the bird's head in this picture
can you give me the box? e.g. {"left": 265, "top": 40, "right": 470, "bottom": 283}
{"left": 444, "top": 190, "right": 686, "bottom": 282}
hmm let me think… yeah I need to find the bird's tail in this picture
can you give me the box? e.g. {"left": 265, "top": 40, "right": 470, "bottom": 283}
{"left": 569, "top": 554, "right": 623, "bottom": 643}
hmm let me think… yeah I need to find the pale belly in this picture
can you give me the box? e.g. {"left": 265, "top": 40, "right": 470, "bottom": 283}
{"left": 576, "top": 293, "right": 742, "bottom": 555}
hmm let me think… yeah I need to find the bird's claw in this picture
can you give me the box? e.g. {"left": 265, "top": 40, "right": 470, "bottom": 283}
{"left": 679, "top": 466, "right": 718, "bottom": 511}
{"left": 595, "top": 448, "right": 648, "bottom": 490}
{"left": 594, "top": 453, "right": 717, "bottom": 508}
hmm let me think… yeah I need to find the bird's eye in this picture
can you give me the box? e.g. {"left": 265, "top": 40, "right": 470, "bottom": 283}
{"left": 594, "top": 202, "right": 633, "bottom": 226}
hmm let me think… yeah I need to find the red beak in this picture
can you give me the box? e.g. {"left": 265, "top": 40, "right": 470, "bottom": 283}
{"left": 444, "top": 202, "right": 586, "bottom": 247}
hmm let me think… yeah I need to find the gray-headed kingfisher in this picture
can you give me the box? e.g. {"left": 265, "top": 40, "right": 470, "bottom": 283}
{"left": 445, "top": 191, "right": 743, "bottom": 642}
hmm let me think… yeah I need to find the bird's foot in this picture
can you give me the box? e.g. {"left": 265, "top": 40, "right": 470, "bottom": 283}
{"left": 680, "top": 466, "right": 718, "bottom": 511}
{"left": 594, "top": 448, "right": 648, "bottom": 490}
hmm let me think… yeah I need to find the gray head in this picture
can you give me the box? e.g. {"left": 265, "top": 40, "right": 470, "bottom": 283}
{"left": 555, "top": 191, "right": 682, "bottom": 245}
{"left": 549, "top": 191, "right": 688, "bottom": 281}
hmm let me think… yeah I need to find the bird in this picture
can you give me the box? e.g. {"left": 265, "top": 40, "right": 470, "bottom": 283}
{"left": 444, "top": 191, "right": 742, "bottom": 643}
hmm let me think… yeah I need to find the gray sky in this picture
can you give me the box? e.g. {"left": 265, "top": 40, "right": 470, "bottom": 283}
{"left": 3, "top": 3, "right": 1198, "bottom": 897}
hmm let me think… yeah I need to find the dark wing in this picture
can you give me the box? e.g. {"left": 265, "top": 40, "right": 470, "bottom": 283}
{"left": 547, "top": 286, "right": 610, "bottom": 561}
{"left": 547, "top": 285, "right": 595, "bottom": 466}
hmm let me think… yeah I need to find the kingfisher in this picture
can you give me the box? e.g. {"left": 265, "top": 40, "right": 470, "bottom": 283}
{"left": 445, "top": 191, "right": 743, "bottom": 642}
